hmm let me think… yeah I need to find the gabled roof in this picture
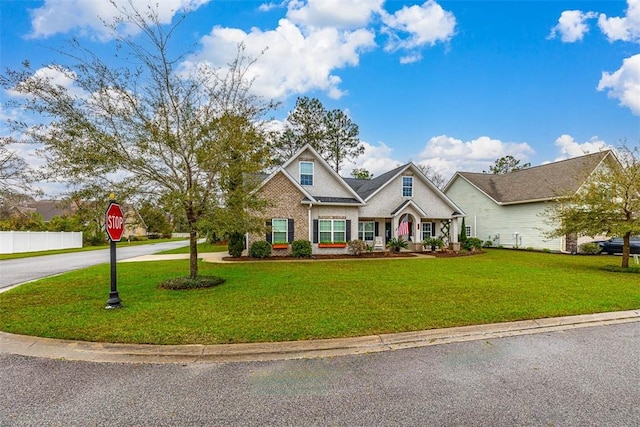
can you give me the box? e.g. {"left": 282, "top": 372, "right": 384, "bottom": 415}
{"left": 344, "top": 163, "right": 407, "bottom": 200}
{"left": 445, "top": 151, "right": 613, "bottom": 205}
{"left": 256, "top": 167, "right": 318, "bottom": 202}
{"left": 255, "top": 144, "right": 365, "bottom": 206}
{"left": 345, "top": 162, "right": 464, "bottom": 215}
{"left": 390, "top": 199, "right": 428, "bottom": 217}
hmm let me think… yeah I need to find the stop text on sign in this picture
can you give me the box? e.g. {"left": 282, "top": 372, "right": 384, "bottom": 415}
{"left": 105, "top": 202, "right": 125, "bottom": 242}
{"left": 107, "top": 215, "right": 124, "bottom": 230}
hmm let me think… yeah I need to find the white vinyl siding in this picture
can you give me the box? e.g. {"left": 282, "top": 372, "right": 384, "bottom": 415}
{"left": 445, "top": 177, "right": 564, "bottom": 251}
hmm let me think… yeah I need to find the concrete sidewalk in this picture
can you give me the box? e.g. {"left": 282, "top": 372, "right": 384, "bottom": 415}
{"left": 2, "top": 310, "right": 639, "bottom": 364}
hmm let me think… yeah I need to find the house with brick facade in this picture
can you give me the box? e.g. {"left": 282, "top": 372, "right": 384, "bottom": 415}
{"left": 249, "top": 144, "right": 465, "bottom": 255}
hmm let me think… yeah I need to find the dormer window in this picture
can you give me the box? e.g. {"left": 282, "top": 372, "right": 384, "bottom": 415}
{"left": 402, "top": 176, "right": 413, "bottom": 197}
{"left": 300, "top": 161, "right": 314, "bottom": 186}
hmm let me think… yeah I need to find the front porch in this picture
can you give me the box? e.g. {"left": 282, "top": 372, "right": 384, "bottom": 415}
{"left": 357, "top": 213, "right": 461, "bottom": 251}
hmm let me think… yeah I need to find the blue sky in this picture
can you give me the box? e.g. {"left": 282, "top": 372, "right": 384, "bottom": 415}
{"left": 1, "top": 0, "right": 640, "bottom": 194}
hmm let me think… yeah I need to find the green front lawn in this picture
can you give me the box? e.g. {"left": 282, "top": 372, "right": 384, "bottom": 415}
{"left": 0, "top": 249, "right": 638, "bottom": 345}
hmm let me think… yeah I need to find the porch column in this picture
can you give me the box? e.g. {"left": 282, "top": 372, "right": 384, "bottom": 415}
{"left": 451, "top": 218, "right": 460, "bottom": 243}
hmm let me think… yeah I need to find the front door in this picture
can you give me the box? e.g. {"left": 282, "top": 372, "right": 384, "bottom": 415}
{"left": 385, "top": 221, "right": 391, "bottom": 244}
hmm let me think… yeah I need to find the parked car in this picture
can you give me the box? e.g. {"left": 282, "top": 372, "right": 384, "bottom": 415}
{"left": 597, "top": 237, "right": 640, "bottom": 255}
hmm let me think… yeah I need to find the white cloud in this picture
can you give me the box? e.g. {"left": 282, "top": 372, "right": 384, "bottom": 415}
{"left": 553, "top": 134, "right": 612, "bottom": 160}
{"left": 548, "top": 10, "right": 597, "bottom": 43}
{"left": 7, "top": 66, "right": 89, "bottom": 101}
{"left": 381, "top": 0, "right": 456, "bottom": 54}
{"left": 188, "top": 19, "right": 376, "bottom": 99}
{"left": 28, "top": 0, "right": 211, "bottom": 41}
{"left": 343, "top": 141, "right": 401, "bottom": 177}
{"left": 598, "top": 0, "right": 640, "bottom": 43}
{"left": 597, "top": 53, "right": 640, "bottom": 115}
{"left": 259, "top": 2, "right": 281, "bottom": 12}
{"left": 286, "top": 0, "right": 383, "bottom": 30}
{"left": 416, "top": 135, "right": 534, "bottom": 179}
{"left": 27, "top": 1, "right": 459, "bottom": 99}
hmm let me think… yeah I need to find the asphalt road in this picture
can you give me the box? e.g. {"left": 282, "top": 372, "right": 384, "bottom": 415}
{"left": 1, "top": 321, "right": 639, "bottom": 426}
{"left": 0, "top": 239, "right": 191, "bottom": 289}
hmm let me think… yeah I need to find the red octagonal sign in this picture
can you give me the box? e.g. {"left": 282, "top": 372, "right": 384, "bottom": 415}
{"left": 105, "top": 202, "right": 125, "bottom": 242}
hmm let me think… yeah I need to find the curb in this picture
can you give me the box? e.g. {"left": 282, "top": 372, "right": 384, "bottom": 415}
{"left": 2, "top": 310, "right": 639, "bottom": 364}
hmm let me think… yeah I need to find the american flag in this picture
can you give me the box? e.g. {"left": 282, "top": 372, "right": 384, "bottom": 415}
{"left": 397, "top": 214, "right": 409, "bottom": 236}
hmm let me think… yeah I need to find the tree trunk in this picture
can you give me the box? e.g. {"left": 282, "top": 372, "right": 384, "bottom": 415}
{"left": 189, "top": 229, "right": 198, "bottom": 278}
{"left": 622, "top": 231, "right": 631, "bottom": 269}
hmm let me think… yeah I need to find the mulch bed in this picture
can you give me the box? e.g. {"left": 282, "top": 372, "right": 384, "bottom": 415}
{"left": 223, "top": 250, "right": 483, "bottom": 261}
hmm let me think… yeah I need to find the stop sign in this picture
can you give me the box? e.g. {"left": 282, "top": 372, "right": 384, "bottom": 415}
{"left": 105, "top": 202, "right": 125, "bottom": 242}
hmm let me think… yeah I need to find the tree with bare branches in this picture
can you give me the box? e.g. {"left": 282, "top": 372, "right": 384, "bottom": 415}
{"left": 1, "top": 2, "right": 275, "bottom": 278}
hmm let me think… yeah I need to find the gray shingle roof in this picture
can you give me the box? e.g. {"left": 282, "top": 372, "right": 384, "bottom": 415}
{"left": 313, "top": 196, "right": 361, "bottom": 204}
{"left": 457, "top": 151, "right": 611, "bottom": 204}
{"left": 344, "top": 163, "right": 408, "bottom": 200}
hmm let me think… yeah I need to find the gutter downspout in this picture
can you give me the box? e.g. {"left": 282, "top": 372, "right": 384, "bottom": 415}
{"left": 308, "top": 204, "right": 313, "bottom": 241}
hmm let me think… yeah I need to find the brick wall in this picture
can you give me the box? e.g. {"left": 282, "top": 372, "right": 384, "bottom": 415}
{"left": 249, "top": 172, "right": 309, "bottom": 255}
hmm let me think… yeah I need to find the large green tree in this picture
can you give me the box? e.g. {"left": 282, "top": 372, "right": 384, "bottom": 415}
{"left": 1, "top": 3, "right": 274, "bottom": 278}
{"left": 485, "top": 155, "right": 531, "bottom": 174}
{"left": 138, "top": 201, "right": 173, "bottom": 236}
{"left": 275, "top": 96, "right": 326, "bottom": 161}
{"left": 323, "top": 109, "right": 362, "bottom": 173}
{"left": 274, "top": 96, "right": 364, "bottom": 174}
{"left": 351, "top": 168, "right": 373, "bottom": 179}
{"left": 545, "top": 146, "right": 640, "bottom": 268}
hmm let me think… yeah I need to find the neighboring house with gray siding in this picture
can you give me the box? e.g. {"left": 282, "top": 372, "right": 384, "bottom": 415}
{"left": 443, "top": 151, "right": 615, "bottom": 252}
{"left": 250, "top": 144, "right": 464, "bottom": 255}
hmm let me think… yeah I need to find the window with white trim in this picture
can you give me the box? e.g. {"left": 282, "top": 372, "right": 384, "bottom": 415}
{"left": 319, "top": 219, "right": 346, "bottom": 243}
{"left": 422, "top": 222, "right": 436, "bottom": 240}
{"left": 466, "top": 225, "right": 472, "bottom": 237}
{"left": 358, "top": 221, "right": 375, "bottom": 241}
{"left": 300, "top": 161, "right": 314, "bottom": 186}
{"left": 272, "top": 218, "right": 288, "bottom": 243}
{"left": 402, "top": 176, "right": 413, "bottom": 197}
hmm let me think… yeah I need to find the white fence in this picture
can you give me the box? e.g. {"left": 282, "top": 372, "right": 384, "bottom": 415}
{"left": 171, "top": 233, "right": 191, "bottom": 238}
{"left": 0, "top": 231, "right": 83, "bottom": 254}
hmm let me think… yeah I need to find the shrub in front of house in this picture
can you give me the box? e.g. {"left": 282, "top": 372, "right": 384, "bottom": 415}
{"left": 84, "top": 233, "right": 107, "bottom": 246}
{"left": 423, "top": 237, "right": 444, "bottom": 251}
{"left": 291, "top": 239, "right": 312, "bottom": 258}
{"left": 228, "top": 232, "right": 244, "bottom": 258}
{"left": 462, "top": 237, "right": 483, "bottom": 251}
{"left": 483, "top": 240, "right": 493, "bottom": 248}
{"left": 386, "top": 237, "right": 409, "bottom": 253}
{"left": 348, "top": 239, "right": 367, "bottom": 255}
{"left": 249, "top": 241, "right": 272, "bottom": 258}
{"left": 579, "top": 242, "right": 602, "bottom": 255}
